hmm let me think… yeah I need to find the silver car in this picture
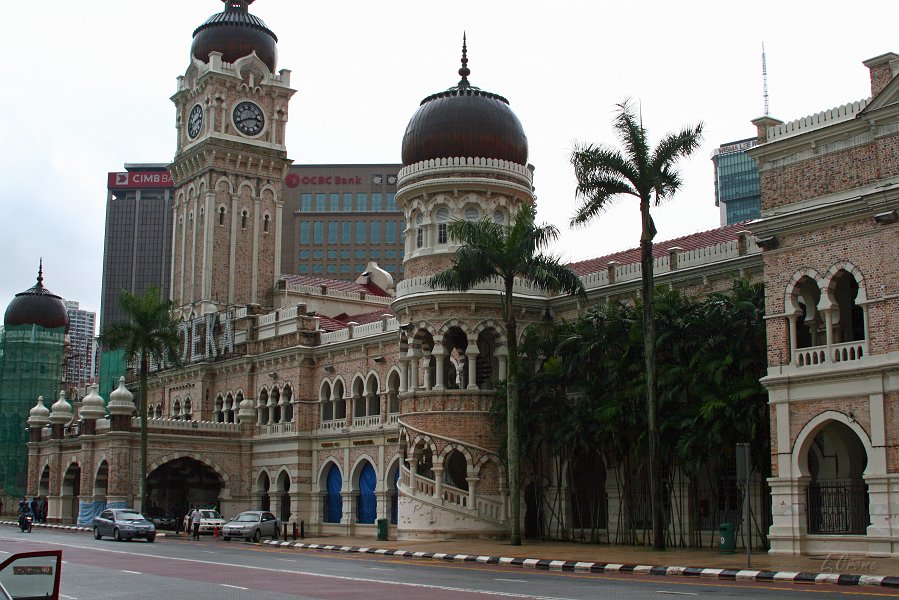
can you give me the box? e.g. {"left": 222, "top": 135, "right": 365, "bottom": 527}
{"left": 222, "top": 511, "right": 280, "bottom": 542}
{"left": 92, "top": 508, "right": 156, "bottom": 542}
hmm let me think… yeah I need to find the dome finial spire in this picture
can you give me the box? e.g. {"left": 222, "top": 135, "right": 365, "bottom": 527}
{"left": 37, "top": 259, "right": 43, "bottom": 287}
{"left": 458, "top": 32, "right": 471, "bottom": 87}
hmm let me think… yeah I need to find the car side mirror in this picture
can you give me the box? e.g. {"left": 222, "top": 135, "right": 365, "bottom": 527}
{"left": 0, "top": 551, "right": 62, "bottom": 600}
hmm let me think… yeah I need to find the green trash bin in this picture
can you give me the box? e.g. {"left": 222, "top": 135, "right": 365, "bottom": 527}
{"left": 377, "top": 518, "right": 388, "bottom": 541}
{"left": 719, "top": 522, "right": 736, "bottom": 554}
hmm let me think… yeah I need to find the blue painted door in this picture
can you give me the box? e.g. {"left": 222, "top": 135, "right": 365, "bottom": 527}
{"left": 325, "top": 465, "right": 342, "bottom": 523}
{"left": 357, "top": 463, "right": 377, "bottom": 524}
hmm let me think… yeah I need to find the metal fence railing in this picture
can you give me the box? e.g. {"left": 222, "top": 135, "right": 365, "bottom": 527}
{"left": 807, "top": 480, "right": 869, "bottom": 534}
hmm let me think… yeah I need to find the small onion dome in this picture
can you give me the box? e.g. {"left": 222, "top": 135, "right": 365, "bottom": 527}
{"left": 80, "top": 384, "right": 106, "bottom": 421}
{"left": 192, "top": 0, "right": 278, "bottom": 72}
{"left": 401, "top": 36, "right": 528, "bottom": 167}
{"left": 107, "top": 377, "right": 135, "bottom": 416}
{"left": 27, "top": 396, "right": 51, "bottom": 429}
{"left": 238, "top": 395, "right": 256, "bottom": 424}
{"left": 49, "top": 390, "right": 73, "bottom": 426}
{"left": 4, "top": 262, "right": 69, "bottom": 331}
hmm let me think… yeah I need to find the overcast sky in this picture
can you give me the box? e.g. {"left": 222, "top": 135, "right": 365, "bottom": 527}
{"left": 1, "top": 1, "right": 893, "bottom": 326}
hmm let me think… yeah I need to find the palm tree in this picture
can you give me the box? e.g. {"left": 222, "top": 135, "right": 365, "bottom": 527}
{"left": 428, "top": 204, "right": 586, "bottom": 545}
{"left": 570, "top": 100, "right": 703, "bottom": 550}
{"left": 99, "top": 286, "right": 181, "bottom": 512}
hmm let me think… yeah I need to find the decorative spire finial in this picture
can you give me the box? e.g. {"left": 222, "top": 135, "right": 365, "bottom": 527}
{"left": 458, "top": 32, "right": 470, "bottom": 87}
{"left": 37, "top": 259, "right": 44, "bottom": 287}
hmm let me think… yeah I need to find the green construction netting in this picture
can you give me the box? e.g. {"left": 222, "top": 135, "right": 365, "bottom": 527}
{"left": 0, "top": 323, "right": 65, "bottom": 501}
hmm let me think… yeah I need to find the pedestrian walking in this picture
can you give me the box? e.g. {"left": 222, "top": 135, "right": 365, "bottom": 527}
{"left": 191, "top": 507, "right": 201, "bottom": 540}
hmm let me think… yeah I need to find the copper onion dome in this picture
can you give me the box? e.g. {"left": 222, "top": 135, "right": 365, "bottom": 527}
{"left": 401, "top": 36, "right": 528, "bottom": 167}
{"left": 191, "top": 0, "right": 278, "bottom": 72}
{"left": 4, "top": 262, "right": 69, "bottom": 331}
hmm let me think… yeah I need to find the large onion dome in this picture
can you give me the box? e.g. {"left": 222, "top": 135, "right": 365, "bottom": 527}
{"left": 192, "top": 0, "right": 278, "bottom": 72}
{"left": 4, "top": 262, "right": 68, "bottom": 331}
{"left": 401, "top": 36, "right": 528, "bottom": 167}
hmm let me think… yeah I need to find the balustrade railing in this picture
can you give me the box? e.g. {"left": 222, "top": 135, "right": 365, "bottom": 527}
{"left": 793, "top": 339, "right": 868, "bottom": 368}
{"left": 352, "top": 415, "right": 381, "bottom": 429}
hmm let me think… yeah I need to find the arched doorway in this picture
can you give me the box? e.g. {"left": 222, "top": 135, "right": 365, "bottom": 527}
{"left": 277, "top": 471, "right": 291, "bottom": 522}
{"left": 323, "top": 464, "right": 342, "bottom": 523}
{"left": 94, "top": 461, "right": 109, "bottom": 501}
{"left": 146, "top": 457, "right": 223, "bottom": 519}
{"left": 443, "top": 449, "right": 469, "bottom": 491}
{"left": 806, "top": 421, "right": 869, "bottom": 534}
{"left": 257, "top": 471, "right": 271, "bottom": 512}
{"left": 356, "top": 462, "right": 377, "bottom": 524}
{"left": 387, "top": 461, "right": 400, "bottom": 524}
{"left": 61, "top": 463, "right": 81, "bottom": 524}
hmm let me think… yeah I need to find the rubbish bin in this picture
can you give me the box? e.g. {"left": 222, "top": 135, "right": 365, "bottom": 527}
{"left": 719, "top": 522, "right": 736, "bottom": 554}
{"left": 376, "top": 518, "right": 388, "bottom": 541}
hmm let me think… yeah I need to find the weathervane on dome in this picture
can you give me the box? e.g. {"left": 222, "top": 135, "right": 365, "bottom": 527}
{"left": 458, "top": 32, "right": 471, "bottom": 87}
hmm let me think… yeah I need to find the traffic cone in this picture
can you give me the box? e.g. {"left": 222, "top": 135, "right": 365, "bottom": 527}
{"left": 213, "top": 525, "right": 219, "bottom": 539}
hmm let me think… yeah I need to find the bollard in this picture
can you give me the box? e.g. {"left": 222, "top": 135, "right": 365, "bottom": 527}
{"left": 292, "top": 522, "right": 298, "bottom": 541}
{"left": 213, "top": 526, "right": 219, "bottom": 539}
{"left": 283, "top": 523, "right": 288, "bottom": 540}
{"left": 300, "top": 520, "right": 305, "bottom": 539}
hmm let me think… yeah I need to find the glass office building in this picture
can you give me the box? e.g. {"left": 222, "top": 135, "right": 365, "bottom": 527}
{"left": 712, "top": 138, "right": 761, "bottom": 225}
{"left": 282, "top": 164, "right": 405, "bottom": 279}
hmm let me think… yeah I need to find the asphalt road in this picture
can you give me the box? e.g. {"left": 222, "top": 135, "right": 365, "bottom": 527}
{"left": 1, "top": 527, "right": 895, "bottom": 599}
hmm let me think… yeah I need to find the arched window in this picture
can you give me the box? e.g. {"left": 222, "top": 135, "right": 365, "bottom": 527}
{"left": 464, "top": 206, "right": 479, "bottom": 221}
{"left": 183, "top": 398, "right": 192, "bottom": 421}
{"left": 258, "top": 389, "right": 269, "bottom": 425}
{"left": 241, "top": 210, "right": 248, "bottom": 229}
{"left": 215, "top": 395, "right": 224, "bottom": 423}
{"left": 444, "top": 449, "right": 469, "bottom": 492}
{"left": 324, "top": 465, "right": 343, "bottom": 523}
{"left": 218, "top": 206, "right": 226, "bottom": 226}
{"left": 320, "top": 382, "right": 333, "bottom": 422}
{"left": 831, "top": 270, "right": 864, "bottom": 343}
{"left": 263, "top": 213, "right": 270, "bottom": 233}
{"left": 493, "top": 209, "right": 506, "bottom": 224}
{"left": 415, "top": 213, "right": 424, "bottom": 248}
{"left": 436, "top": 207, "right": 450, "bottom": 244}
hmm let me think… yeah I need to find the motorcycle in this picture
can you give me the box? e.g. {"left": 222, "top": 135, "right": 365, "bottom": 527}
{"left": 19, "top": 514, "right": 33, "bottom": 533}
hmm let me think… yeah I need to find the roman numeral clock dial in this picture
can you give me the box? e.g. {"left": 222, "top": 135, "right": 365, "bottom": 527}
{"left": 233, "top": 101, "right": 264, "bottom": 136}
{"left": 187, "top": 104, "right": 203, "bottom": 139}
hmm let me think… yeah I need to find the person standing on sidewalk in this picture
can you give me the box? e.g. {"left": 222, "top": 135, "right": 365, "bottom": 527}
{"left": 191, "top": 507, "right": 201, "bottom": 540}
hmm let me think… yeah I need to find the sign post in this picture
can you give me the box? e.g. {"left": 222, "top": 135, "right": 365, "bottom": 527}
{"left": 736, "top": 443, "right": 751, "bottom": 568}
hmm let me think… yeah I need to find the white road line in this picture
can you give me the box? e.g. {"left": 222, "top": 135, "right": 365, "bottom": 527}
{"left": 655, "top": 592, "right": 698, "bottom": 596}
{"left": 60, "top": 595, "right": 79, "bottom": 600}
{"left": 368, "top": 567, "right": 394, "bottom": 571}
{"left": 6, "top": 538, "right": 570, "bottom": 600}
{"left": 496, "top": 579, "right": 528, "bottom": 583}
{"left": 201, "top": 550, "right": 215, "bottom": 554}
{"left": 121, "top": 570, "right": 141, "bottom": 575}
{"left": 277, "top": 558, "right": 294, "bottom": 562}
{"left": 221, "top": 584, "right": 248, "bottom": 590}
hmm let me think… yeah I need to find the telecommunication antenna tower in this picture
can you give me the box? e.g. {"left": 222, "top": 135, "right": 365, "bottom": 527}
{"left": 762, "top": 42, "right": 770, "bottom": 116}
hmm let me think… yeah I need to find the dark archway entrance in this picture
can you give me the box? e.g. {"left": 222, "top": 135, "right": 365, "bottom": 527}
{"left": 62, "top": 463, "right": 81, "bottom": 524}
{"left": 806, "top": 421, "right": 869, "bottom": 534}
{"left": 147, "top": 457, "right": 223, "bottom": 521}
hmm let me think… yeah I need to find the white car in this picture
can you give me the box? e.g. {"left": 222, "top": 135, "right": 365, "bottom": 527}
{"left": 184, "top": 509, "right": 226, "bottom": 535}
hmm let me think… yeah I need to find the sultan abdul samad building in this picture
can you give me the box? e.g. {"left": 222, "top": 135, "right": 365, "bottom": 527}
{"left": 21, "top": 0, "right": 899, "bottom": 556}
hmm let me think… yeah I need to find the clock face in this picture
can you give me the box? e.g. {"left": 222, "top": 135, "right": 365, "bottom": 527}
{"left": 232, "top": 101, "right": 265, "bottom": 136}
{"left": 187, "top": 104, "right": 203, "bottom": 139}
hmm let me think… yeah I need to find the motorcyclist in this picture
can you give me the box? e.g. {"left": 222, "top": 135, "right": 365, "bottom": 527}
{"left": 18, "top": 499, "right": 33, "bottom": 531}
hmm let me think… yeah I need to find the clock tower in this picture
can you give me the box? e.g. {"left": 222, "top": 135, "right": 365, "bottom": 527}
{"left": 169, "top": 0, "right": 295, "bottom": 318}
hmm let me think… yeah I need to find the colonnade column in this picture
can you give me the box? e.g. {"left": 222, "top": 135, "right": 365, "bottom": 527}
{"left": 432, "top": 346, "right": 445, "bottom": 390}
{"left": 466, "top": 347, "right": 480, "bottom": 390}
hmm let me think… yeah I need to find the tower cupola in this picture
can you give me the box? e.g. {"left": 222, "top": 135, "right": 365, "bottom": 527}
{"left": 191, "top": 0, "right": 278, "bottom": 72}
{"left": 401, "top": 36, "right": 529, "bottom": 166}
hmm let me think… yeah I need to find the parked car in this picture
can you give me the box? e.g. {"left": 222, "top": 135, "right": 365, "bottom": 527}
{"left": 148, "top": 514, "right": 177, "bottom": 531}
{"left": 221, "top": 511, "right": 280, "bottom": 542}
{"left": 92, "top": 509, "right": 156, "bottom": 542}
{"left": 183, "top": 509, "right": 226, "bottom": 535}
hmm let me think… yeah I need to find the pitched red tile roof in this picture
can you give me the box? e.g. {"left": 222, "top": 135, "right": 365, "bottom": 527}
{"left": 332, "top": 309, "right": 394, "bottom": 325}
{"left": 566, "top": 222, "right": 752, "bottom": 276}
{"left": 278, "top": 274, "right": 390, "bottom": 297}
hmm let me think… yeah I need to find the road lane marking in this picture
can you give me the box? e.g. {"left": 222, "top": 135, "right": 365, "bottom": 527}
{"left": 656, "top": 593, "right": 698, "bottom": 596}
{"left": 496, "top": 579, "right": 528, "bottom": 583}
{"left": 277, "top": 558, "right": 294, "bottom": 562}
{"left": 368, "top": 567, "right": 394, "bottom": 571}
{"left": 201, "top": 550, "right": 215, "bottom": 554}
{"left": 60, "top": 595, "right": 78, "bottom": 600}
{"left": 121, "top": 569, "right": 141, "bottom": 575}
{"left": 221, "top": 584, "right": 248, "bottom": 590}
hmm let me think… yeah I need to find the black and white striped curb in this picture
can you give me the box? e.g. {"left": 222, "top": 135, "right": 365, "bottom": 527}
{"left": 1, "top": 519, "right": 90, "bottom": 532}
{"left": 262, "top": 540, "right": 899, "bottom": 588}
